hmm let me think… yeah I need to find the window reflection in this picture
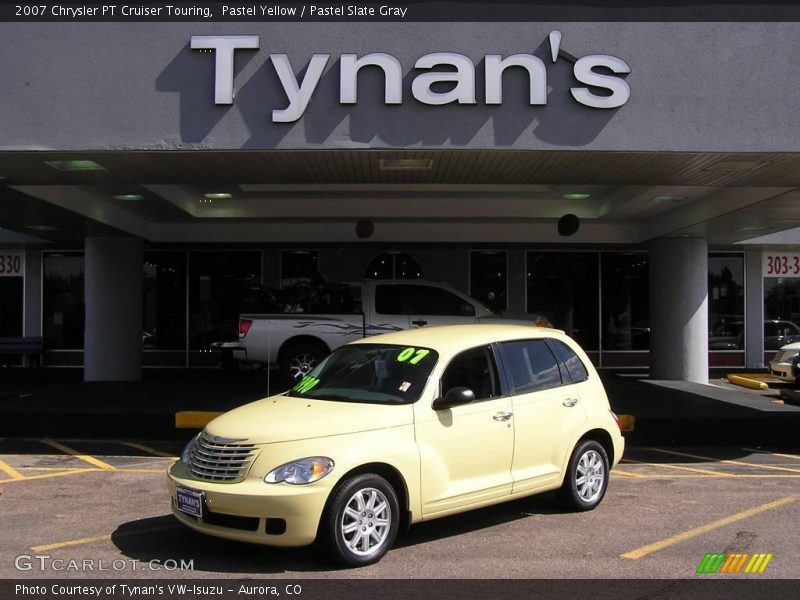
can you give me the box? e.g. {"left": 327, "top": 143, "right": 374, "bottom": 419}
{"left": 708, "top": 254, "right": 745, "bottom": 350}
{"left": 43, "top": 253, "right": 85, "bottom": 349}
{"left": 601, "top": 253, "right": 649, "bottom": 351}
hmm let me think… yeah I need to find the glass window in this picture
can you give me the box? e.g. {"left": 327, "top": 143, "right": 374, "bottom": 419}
{"left": 286, "top": 343, "right": 439, "bottom": 405}
{"left": 189, "top": 251, "right": 261, "bottom": 349}
{"left": 601, "top": 253, "right": 649, "bottom": 351}
{"left": 470, "top": 250, "right": 507, "bottom": 312}
{"left": 404, "top": 285, "right": 475, "bottom": 316}
{"left": 0, "top": 277, "right": 23, "bottom": 337}
{"left": 498, "top": 339, "right": 562, "bottom": 394}
{"left": 375, "top": 285, "right": 403, "bottom": 315}
{"left": 281, "top": 250, "right": 318, "bottom": 287}
{"left": 440, "top": 346, "right": 500, "bottom": 401}
{"left": 43, "top": 252, "right": 85, "bottom": 349}
{"left": 764, "top": 277, "right": 800, "bottom": 350}
{"left": 547, "top": 339, "right": 589, "bottom": 383}
{"left": 708, "top": 253, "right": 745, "bottom": 350}
{"left": 365, "top": 252, "right": 423, "bottom": 280}
{"left": 143, "top": 252, "right": 187, "bottom": 350}
{"left": 527, "top": 252, "right": 599, "bottom": 350}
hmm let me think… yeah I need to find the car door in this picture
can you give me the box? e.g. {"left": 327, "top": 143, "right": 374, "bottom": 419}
{"left": 414, "top": 345, "right": 514, "bottom": 516}
{"left": 497, "top": 338, "right": 588, "bottom": 495}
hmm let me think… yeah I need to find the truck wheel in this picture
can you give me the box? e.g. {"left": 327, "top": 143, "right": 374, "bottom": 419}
{"left": 280, "top": 341, "right": 326, "bottom": 384}
{"left": 321, "top": 473, "right": 400, "bottom": 567}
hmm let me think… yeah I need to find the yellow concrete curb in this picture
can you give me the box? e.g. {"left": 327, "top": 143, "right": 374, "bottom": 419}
{"left": 727, "top": 374, "right": 768, "bottom": 390}
{"left": 617, "top": 414, "right": 635, "bottom": 432}
{"left": 175, "top": 411, "right": 223, "bottom": 429}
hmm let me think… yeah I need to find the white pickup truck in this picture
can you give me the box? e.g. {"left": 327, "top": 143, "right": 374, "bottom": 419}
{"left": 232, "top": 279, "right": 551, "bottom": 382}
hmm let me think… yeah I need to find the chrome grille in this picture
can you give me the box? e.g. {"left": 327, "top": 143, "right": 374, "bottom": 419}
{"left": 188, "top": 432, "right": 257, "bottom": 482}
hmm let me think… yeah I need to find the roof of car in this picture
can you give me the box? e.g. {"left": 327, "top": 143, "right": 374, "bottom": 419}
{"left": 348, "top": 323, "right": 567, "bottom": 356}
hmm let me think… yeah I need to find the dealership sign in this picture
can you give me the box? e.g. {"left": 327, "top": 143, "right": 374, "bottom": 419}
{"left": 191, "top": 31, "right": 631, "bottom": 122}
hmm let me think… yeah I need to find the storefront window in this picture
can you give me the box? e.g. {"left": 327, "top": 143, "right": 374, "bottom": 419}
{"left": 470, "top": 250, "right": 507, "bottom": 312}
{"left": 365, "top": 252, "right": 423, "bottom": 280}
{"left": 601, "top": 253, "right": 649, "bottom": 351}
{"left": 143, "top": 252, "right": 187, "bottom": 350}
{"left": 0, "top": 277, "right": 23, "bottom": 337}
{"left": 188, "top": 251, "right": 261, "bottom": 349}
{"left": 281, "top": 250, "right": 319, "bottom": 287}
{"left": 43, "top": 252, "right": 84, "bottom": 349}
{"left": 764, "top": 277, "right": 800, "bottom": 351}
{"left": 708, "top": 253, "right": 745, "bottom": 350}
{"left": 527, "top": 252, "right": 599, "bottom": 351}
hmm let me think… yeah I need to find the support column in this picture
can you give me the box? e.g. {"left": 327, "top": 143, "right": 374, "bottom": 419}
{"left": 649, "top": 237, "right": 708, "bottom": 383}
{"left": 84, "top": 236, "right": 143, "bottom": 381}
{"left": 744, "top": 249, "right": 764, "bottom": 368}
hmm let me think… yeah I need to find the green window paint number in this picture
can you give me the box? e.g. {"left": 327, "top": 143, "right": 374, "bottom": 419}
{"left": 396, "top": 347, "right": 431, "bottom": 365}
{"left": 294, "top": 376, "right": 320, "bottom": 394}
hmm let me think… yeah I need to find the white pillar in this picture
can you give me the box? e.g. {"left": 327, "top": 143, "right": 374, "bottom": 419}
{"left": 84, "top": 236, "right": 143, "bottom": 381}
{"left": 649, "top": 237, "right": 708, "bottom": 383}
{"left": 744, "top": 249, "right": 764, "bottom": 368}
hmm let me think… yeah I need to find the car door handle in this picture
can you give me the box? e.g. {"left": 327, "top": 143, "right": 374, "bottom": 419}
{"left": 493, "top": 411, "right": 513, "bottom": 421}
{"left": 412, "top": 319, "right": 428, "bottom": 327}
{"left": 562, "top": 398, "right": 579, "bottom": 407}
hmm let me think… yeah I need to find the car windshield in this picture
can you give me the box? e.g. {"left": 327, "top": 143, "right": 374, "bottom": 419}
{"left": 286, "top": 343, "right": 439, "bottom": 405}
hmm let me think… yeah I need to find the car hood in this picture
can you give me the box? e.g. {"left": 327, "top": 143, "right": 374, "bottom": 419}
{"left": 204, "top": 393, "right": 414, "bottom": 445}
{"left": 777, "top": 342, "right": 800, "bottom": 351}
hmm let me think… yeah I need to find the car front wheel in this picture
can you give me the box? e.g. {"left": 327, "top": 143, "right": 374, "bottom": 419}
{"left": 557, "top": 440, "right": 609, "bottom": 511}
{"left": 321, "top": 473, "right": 400, "bottom": 567}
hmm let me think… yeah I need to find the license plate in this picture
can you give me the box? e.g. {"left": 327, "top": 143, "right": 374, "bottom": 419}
{"left": 175, "top": 486, "right": 204, "bottom": 518}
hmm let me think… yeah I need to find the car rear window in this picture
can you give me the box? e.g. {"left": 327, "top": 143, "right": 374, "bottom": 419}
{"left": 547, "top": 339, "right": 589, "bottom": 383}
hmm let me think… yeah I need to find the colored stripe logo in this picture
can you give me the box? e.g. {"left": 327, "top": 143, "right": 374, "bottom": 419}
{"left": 696, "top": 552, "right": 773, "bottom": 574}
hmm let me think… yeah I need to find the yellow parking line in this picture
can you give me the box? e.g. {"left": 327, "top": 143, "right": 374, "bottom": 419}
{"left": 39, "top": 439, "right": 116, "bottom": 471}
{"left": 0, "top": 458, "right": 25, "bottom": 480}
{"left": 621, "top": 495, "right": 799, "bottom": 560}
{"left": 624, "top": 458, "right": 728, "bottom": 477}
{"left": 32, "top": 534, "right": 112, "bottom": 552}
{"left": 611, "top": 468, "right": 645, "bottom": 478}
{"left": 31, "top": 524, "right": 181, "bottom": 553}
{"left": 117, "top": 441, "right": 176, "bottom": 458}
{"left": 0, "top": 468, "right": 99, "bottom": 484}
{"left": 646, "top": 447, "right": 800, "bottom": 474}
{"left": 743, "top": 447, "right": 800, "bottom": 461}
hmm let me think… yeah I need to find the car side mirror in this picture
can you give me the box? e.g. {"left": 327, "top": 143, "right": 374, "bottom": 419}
{"left": 432, "top": 386, "right": 475, "bottom": 410}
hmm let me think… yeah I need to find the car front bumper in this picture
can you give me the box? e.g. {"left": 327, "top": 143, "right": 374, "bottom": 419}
{"left": 769, "top": 360, "right": 795, "bottom": 382}
{"left": 167, "top": 461, "right": 330, "bottom": 547}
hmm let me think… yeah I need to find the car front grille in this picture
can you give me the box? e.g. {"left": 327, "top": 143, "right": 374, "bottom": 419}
{"left": 188, "top": 432, "right": 257, "bottom": 483}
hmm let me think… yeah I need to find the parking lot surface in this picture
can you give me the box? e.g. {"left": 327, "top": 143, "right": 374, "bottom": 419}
{"left": 0, "top": 438, "right": 798, "bottom": 579}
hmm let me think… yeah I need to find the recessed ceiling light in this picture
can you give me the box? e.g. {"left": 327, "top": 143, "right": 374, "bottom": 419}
{"left": 650, "top": 196, "right": 687, "bottom": 204}
{"left": 113, "top": 194, "right": 144, "bottom": 201}
{"left": 737, "top": 226, "right": 770, "bottom": 232}
{"left": 379, "top": 159, "right": 433, "bottom": 171}
{"left": 25, "top": 225, "right": 59, "bottom": 231}
{"left": 44, "top": 160, "right": 106, "bottom": 172}
{"left": 705, "top": 159, "right": 769, "bottom": 171}
{"left": 203, "top": 192, "right": 233, "bottom": 200}
{"left": 560, "top": 193, "right": 592, "bottom": 200}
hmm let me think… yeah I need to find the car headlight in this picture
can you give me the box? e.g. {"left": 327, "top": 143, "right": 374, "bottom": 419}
{"left": 180, "top": 433, "right": 200, "bottom": 465}
{"left": 264, "top": 457, "right": 334, "bottom": 485}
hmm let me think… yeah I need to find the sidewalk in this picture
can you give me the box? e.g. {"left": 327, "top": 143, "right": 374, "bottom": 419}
{"left": 1, "top": 368, "right": 799, "bottom": 447}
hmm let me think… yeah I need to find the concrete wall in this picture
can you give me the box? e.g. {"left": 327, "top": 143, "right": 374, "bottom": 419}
{"left": 1, "top": 22, "right": 799, "bottom": 152}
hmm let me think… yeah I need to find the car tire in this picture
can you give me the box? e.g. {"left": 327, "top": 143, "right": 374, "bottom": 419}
{"left": 321, "top": 473, "right": 400, "bottom": 567}
{"left": 279, "top": 340, "right": 326, "bottom": 385}
{"left": 557, "top": 439, "right": 609, "bottom": 512}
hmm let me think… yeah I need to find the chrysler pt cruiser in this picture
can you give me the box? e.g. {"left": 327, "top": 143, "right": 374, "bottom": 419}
{"left": 168, "top": 324, "right": 624, "bottom": 566}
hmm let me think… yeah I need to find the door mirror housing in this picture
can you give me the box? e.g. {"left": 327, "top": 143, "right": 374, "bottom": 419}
{"left": 433, "top": 386, "right": 475, "bottom": 410}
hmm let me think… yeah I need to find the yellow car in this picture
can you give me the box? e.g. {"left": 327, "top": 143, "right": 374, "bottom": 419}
{"left": 168, "top": 324, "right": 624, "bottom": 567}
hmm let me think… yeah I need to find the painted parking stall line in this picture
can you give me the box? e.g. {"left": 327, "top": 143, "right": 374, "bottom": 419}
{"left": 646, "top": 448, "right": 800, "bottom": 474}
{"left": 39, "top": 439, "right": 117, "bottom": 471}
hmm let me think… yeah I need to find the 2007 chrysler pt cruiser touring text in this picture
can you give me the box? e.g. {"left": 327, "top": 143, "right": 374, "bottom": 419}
{"left": 168, "top": 324, "right": 624, "bottom": 566}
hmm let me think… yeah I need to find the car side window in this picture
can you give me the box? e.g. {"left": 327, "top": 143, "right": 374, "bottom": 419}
{"left": 498, "top": 339, "right": 563, "bottom": 394}
{"left": 547, "top": 339, "right": 590, "bottom": 383}
{"left": 404, "top": 285, "right": 476, "bottom": 317}
{"left": 440, "top": 346, "right": 500, "bottom": 401}
{"left": 375, "top": 285, "right": 403, "bottom": 315}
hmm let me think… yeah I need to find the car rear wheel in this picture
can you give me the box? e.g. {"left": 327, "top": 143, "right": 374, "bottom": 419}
{"left": 557, "top": 440, "right": 609, "bottom": 511}
{"left": 321, "top": 473, "right": 400, "bottom": 567}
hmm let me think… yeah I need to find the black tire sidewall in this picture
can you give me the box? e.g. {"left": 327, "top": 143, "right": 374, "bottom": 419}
{"left": 323, "top": 474, "right": 400, "bottom": 567}
{"left": 560, "top": 440, "right": 609, "bottom": 511}
{"left": 280, "top": 341, "right": 325, "bottom": 385}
